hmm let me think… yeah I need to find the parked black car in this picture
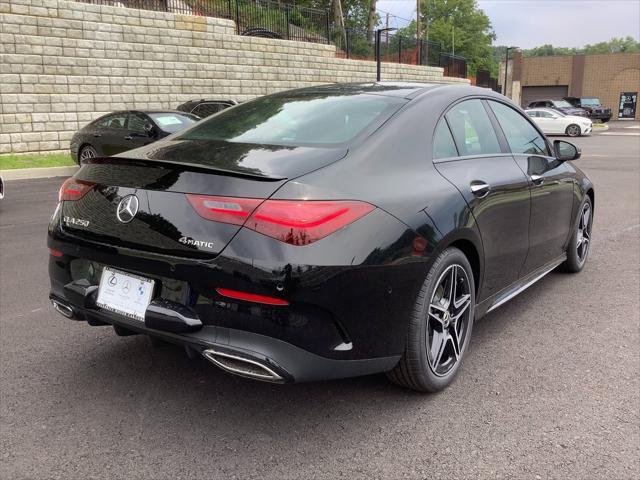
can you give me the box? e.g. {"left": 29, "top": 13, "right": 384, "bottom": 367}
{"left": 69, "top": 111, "right": 199, "bottom": 163}
{"left": 527, "top": 99, "right": 589, "bottom": 117}
{"left": 176, "top": 99, "right": 237, "bottom": 118}
{"left": 564, "top": 96, "right": 612, "bottom": 122}
{"left": 49, "top": 83, "right": 594, "bottom": 392}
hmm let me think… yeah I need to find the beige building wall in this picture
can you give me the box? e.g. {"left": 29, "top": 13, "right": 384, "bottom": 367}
{"left": 582, "top": 53, "right": 640, "bottom": 118}
{"left": 0, "top": 0, "right": 467, "bottom": 155}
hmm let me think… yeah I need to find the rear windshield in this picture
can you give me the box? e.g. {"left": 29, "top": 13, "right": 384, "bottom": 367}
{"left": 176, "top": 92, "right": 406, "bottom": 147}
{"left": 149, "top": 113, "right": 198, "bottom": 133}
{"left": 552, "top": 100, "right": 572, "bottom": 108}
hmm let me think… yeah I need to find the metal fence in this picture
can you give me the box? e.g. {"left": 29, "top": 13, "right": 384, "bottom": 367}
{"left": 439, "top": 53, "right": 467, "bottom": 79}
{"left": 75, "top": 1, "right": 467, "bottom": 77}
{"left": 332, "top": 29, "right": 454, "bottom": 70}
{"left": 476, "top": 69, "right": 500, "bottom": 92}
{"left": 75, "top": 0, "right": 330, "bottom": 43}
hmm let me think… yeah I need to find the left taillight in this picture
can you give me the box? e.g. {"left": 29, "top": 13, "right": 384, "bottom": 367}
{"left": 58, "top": 178, "right": 95, "bottom": 202}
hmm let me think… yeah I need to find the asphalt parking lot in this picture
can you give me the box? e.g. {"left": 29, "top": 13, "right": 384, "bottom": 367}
{"left": 1, "top": 123, "right": 638, "bottom": 479}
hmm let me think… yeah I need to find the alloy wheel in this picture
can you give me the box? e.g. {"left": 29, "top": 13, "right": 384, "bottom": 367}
{"left": 80, "top": 146, "right": 97, "bottom": 160}
{"left": 576, "top": 202, "right": 591, "bottom": 263}
{"left": 426, "top": 264, "right": 472, "bottom": 377}
{"left": 567, "top": 125, "right": 580, "bottom": 137}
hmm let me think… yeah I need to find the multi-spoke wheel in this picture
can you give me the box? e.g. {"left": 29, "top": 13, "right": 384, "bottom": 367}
{"left": 562, "top": 195, "right": 593, "bottom": 273}
{"left": 79, "top": 145, "right": 97, "bottom": 163}
{"left": 427, "top": 265, "right": 472, "bottom": 377}
{"left": 565, "top": 124, "right": 581, "bottom": 137}
{"left": 388, "top": 247, "right": 475, "bottom": 392}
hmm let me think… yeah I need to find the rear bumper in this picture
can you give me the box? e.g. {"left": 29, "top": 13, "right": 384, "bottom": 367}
{"left": 48, "top": 293, "right": 399, "bottom": 383}
{"left": 588, "top": 112, "right": 611, "bottom": 120}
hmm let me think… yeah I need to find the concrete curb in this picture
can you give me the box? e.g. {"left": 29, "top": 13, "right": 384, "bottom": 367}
{"left": 0, "top": 166, "right": 79, "bottom": 181}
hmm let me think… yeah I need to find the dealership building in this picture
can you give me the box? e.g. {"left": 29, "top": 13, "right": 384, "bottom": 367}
{"left": 500, "top": 52, "right": 640, "bottom": 120}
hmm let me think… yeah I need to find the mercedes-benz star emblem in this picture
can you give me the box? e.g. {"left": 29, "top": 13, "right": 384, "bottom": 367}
{"left": 116, "top": 194, "right": 139, "bottom": 224}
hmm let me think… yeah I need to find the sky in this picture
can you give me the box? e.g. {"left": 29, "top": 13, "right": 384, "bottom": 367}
{"left": 376, "top": 0, "right": 640, "bottom": 49}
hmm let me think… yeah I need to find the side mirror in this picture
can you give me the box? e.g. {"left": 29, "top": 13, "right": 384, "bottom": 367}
{"left": 144, "top": 122, "right": 156, "bottom": 137}
{"left": 554, "top": 140, "right": 581, "bottom": 161}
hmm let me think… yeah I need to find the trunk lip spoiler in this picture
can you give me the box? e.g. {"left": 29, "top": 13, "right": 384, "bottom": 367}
{"left": 81, "top": 156, "right": 287, "bottom": 182}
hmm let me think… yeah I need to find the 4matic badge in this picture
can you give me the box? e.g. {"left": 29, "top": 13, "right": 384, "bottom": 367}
{"left": 179, "top": 236, "right": 215, "bottom": 249}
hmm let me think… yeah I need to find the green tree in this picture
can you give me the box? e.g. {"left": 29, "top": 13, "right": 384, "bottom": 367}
{"left": 417, "top": 0, "right": 495, "bottom": 75}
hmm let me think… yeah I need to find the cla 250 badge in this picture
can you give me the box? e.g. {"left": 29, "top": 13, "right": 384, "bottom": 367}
{"left": 63, "top": 216, "right": 90, "bottom": 227}
{"left": 179, "top": 236, "right": 215, "bottom": 249}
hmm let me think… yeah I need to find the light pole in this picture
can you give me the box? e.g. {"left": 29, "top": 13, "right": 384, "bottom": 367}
{"left": 503, "top": 46, "right": 518, "bottom": 97}
{"left": 376, "top": 27, "right": 397, "bottom": 81}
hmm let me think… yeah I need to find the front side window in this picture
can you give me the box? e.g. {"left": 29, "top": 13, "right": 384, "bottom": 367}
{"left": 97, "top": 114, "right": 127, "bottom": 129}
{"left": 526, "top": 111, "right": 538, "bottom": 118}
{"left": 488, "top": 101, "right": 550, "bottom": 156}
{"left": 127, "top": 114, "right": 147, "bottom": 133}
{"left": 433, "top": 120, "right": 458, "bottom": 159}
{"left": 552, "top": 100, "right": 572, "bottom": 108}
{"left": 445, "top": 99, "right": 501, "bottom": 156}
{"left": 177, "top": 93, "right": 406, "bottom": 147}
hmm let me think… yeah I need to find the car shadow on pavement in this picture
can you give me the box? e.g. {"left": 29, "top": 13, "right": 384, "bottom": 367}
{"left": 46, "top": 271, "right": 571, "bottom": 449}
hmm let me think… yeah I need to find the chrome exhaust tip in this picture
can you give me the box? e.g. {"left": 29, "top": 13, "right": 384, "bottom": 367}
{"left": 51, "top": 299, "right": 74, "bottom": 319}
{"left": 202, "top": 349, "right": 284, "bottom": 383}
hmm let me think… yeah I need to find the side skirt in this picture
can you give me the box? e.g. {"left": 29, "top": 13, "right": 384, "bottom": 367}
{"left": 475, "top": 254, "right": 566, "bottom": 318}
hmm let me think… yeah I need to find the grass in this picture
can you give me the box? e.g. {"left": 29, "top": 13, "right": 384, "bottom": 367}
{"left": 0, "top": 153, "right": 75, "bottom": 170}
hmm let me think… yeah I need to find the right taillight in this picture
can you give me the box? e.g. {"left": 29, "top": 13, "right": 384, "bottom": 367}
{"left": 247, "top": 200, "right": 375, "bottom": 245}
{"left": 58, "top": 178, "right": 95, "bottom": 202}
{"left": 187, "top": 195, "right": 375, "bottom": 246}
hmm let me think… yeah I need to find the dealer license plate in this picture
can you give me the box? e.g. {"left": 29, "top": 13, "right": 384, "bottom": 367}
{"left": 96, "top": 267, "right": 155, "bottom": 321}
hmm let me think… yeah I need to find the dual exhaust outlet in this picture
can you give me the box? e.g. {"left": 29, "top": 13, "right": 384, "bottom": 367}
{"left": 202, "top": 349, "right": 285, "bottom": 383}
{"left": 51, "top": 299, "right": 74, "bottom": 319}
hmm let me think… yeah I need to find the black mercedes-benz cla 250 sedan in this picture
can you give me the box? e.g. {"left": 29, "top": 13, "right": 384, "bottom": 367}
{"left": 48, "top": 83, "right": 594, "bottom": 392}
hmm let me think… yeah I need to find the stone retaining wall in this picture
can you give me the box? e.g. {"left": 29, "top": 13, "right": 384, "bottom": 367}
{"left": 0, "top": 0, "right": 467, "bottom": 154}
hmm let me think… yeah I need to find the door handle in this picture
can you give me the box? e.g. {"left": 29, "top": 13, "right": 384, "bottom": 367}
{"left": 124, "top": 135, "right": 133, "bottom": 140}
{"left": 530, "top": 174, "right": 544, "bottom": 185}
{"left": 92, "top": 133, "right": 102, "bottom": 138}
{"left": 470, "top": 182, "right": 490, "bottom": 198}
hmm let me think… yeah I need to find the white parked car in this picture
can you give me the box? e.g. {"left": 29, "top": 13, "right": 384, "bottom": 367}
{"left": 526, "top": 108, "right": 592, "bottom": 137}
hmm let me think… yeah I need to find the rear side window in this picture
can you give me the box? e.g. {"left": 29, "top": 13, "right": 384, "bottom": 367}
{"left": 193, "top": 102, "right": 228, "bottom": 118}
{"left": 148, "top": 113, "right": 197, "bottom": 133}
{"left": 433, "top": 120, "right": 458, "bottom": 159}
{"left": 445, "top": 99, "right": 501, "bottom": 156}
{"left": 178, "top": 93, "right": 406, "bottom": 147}
{"left": 488, "top": 101, "right": 550, "bottom": 156}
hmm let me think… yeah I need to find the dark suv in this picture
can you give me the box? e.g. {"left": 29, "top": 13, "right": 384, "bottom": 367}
{"left": 527, "top": 99, "right": 589, "bottom": 117}
{"left": 176, "top": 99, "right": 236, "bottom": 119}
{"left": 564, "top": 97, "right": 612, "bottom": 122}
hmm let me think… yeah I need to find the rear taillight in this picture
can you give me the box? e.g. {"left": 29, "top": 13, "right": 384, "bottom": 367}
{"left": 186, "top": 195, "right": 262, "bottom": 226}
{"left": 58, "top": 178, "right": 95, "bottom": 202}
{"left": 187, "top": 194, "right": 375, "bottom": 245}
{"left": 246, "top": 200, "right": 375, "bottom": 245}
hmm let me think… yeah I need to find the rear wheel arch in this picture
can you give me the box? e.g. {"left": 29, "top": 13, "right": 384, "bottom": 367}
{"left": 449, "top": 238, "right": 481, "bottom": 292}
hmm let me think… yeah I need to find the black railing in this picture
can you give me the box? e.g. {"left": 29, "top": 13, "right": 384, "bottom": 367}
{"left": 476, "top": 69, "right": 500, "bottom": 92}
{"left": 76, "top": 0, "right": 330, "bottom": 44}
{"left": 75, "top": 1, "right": 467, "bottom": 78}
{"left": 439, "top": 53, "right": 467, "bottom": 78}
{"left": 332, "top": 29, "right": 451, "bottom": 70}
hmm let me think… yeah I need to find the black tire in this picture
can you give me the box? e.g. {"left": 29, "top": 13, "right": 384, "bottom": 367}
{"left": 78, "top": 145, "right": 97, "bottom": 164}
{"left": 387, "top": 247, "right": 475, "bottom": 392}
{"left": 562, "top": 195, "right": 593, "bottom": 273}
{"left": 601, "top": 118, "right": 610, "bottom": 123}
{"left": 565, "top": 124, "right": 581, "bottom": 137}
